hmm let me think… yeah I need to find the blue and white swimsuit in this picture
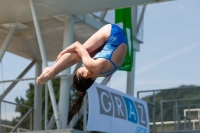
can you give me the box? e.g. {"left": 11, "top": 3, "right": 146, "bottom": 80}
{"left": 93, "top": 24, "right": 128, "bottom": 77}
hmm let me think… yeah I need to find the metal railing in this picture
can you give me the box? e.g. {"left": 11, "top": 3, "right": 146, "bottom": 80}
{"left": 0, "top": 100, "right": 33, "bottom": 132}
{"left": 0, "top": 74, "right": 85, "bottom": 132}
{"left": 0, "top": 77, "right": 36, "bottom": 132}
{"left": 137, "top": 87, "right": 200, "bottom": 133}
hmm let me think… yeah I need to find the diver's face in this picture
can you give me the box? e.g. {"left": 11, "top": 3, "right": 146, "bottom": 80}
{"left": 77, "top": 66, "right": 91, "bottom": 78}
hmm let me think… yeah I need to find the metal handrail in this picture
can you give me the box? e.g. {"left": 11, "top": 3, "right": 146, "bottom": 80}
{"left": 0, "top": 74, "right": 72, "bottom": 84}
{"left": 10, "top": 108, "right": 33, "bottom": 133}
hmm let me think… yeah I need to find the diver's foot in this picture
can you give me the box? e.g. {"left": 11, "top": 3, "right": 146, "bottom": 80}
{"left": 36, "top": 67, "right": 53, "bottom": 84}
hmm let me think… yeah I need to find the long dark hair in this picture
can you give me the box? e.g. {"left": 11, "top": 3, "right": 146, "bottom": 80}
{"left": 67, "top": 73, "right": 95, "bottom": 125}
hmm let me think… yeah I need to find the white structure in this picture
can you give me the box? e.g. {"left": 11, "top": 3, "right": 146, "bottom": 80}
{"left": 0, "top": 0, "right": 173, "bottom": 132}
{"left": 150, "top": 108, "right": 200, "bottom": 131}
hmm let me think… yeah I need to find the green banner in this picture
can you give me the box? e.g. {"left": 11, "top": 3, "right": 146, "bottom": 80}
{"left": 115, "top": 8, "right": 133, "bottom": 71}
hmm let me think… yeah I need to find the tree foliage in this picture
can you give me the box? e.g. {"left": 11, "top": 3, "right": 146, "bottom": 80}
{"left": 13, "top": 78, "right": 83, "bottom": 131}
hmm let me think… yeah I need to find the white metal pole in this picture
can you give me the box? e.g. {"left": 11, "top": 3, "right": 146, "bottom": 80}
{"left": 34, "top": 61, "right": 42, "bottom": 130}
{"left": 126, "top": 7, "right": 138, "bottom": 96}
{"left": 59, "top": 16, "right": 74, "bottom": 128}
{"left": 100, "top": 10, "right": 108, "bottom": 19}
{"left": 0, "top": 102, "right": 1, "bottom": 132}
{"left": 45, "top": 83, "right": 48, "bottom": 130}
{"left": 101, "top": 75, "right": 111, "bottom": 85}
{"left": 199, "top": 110, "right": 200, "bottom": 129}
{"left": 0, "top": 24, "right": 17, "bottom": 62}
{"left": 126, "top": 51, "right": 136, "bottom": 95}
{"left": 29, "top": 0, "right": 61, "bottom": 128}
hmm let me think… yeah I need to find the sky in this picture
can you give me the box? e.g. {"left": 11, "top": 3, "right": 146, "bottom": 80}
{"left": 100, "top": 0, "right": 200, "bottom": 95}
{"left": 0, "top": 0, "right": 200, "bottom": 120}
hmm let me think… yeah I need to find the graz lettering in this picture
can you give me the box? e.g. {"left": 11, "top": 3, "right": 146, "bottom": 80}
{"left": 97, "top": 87, "right": 148, "bottom": 128}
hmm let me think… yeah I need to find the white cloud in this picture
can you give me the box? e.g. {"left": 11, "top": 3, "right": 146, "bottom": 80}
{"left": 136, "top": 42, "right": 200, "bottom": 75}
{"left": 1, "top": 112, "right": 21, "bottom": 121}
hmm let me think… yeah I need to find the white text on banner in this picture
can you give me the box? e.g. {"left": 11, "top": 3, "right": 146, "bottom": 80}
{"left": 87, "top": 83, "right": 149, "bottom": 133}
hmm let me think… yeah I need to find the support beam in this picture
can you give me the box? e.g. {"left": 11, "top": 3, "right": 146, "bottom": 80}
{"left": 10, "top": 109, "right": 33, "bottom": 133}
{"left": 53, "top": 13, "right": 108, "bottom": 30}
{"left": 126, "top": 51, "right": 136, "bottom": 95}
{"left": 136, "top": 5, "right": 147, "bottom": 36}
{"left": 29, "top": 0, "right": 61, "bottom": 128}
{"left": 0, "top": 60, "right": 35, "bottom": 101}
{"left": 100, "top": 10, "right": 108, "bottom": 19}
{"left": 76, "top": 14, "right": 109, "bottom": 29}
{"left": 0, "top": 102, "right": 1, "bottom": 132}
{"left": 0, "top": 24, "right": 17, "bottom": 62}
{"left": 47, "top": 114, "right": 55, "bottom": 130}
{"left": 126, "top": 7, "right": 138, "bottom": 96}
{"left": 126, "top": 5, "right": 146, "bottom": 95}
{"left": 34, "top": 61, "right": 42, "bottom": 130}
{"left": 101, "top": 75, "right": 112, "bottom": 85}
{"left": 59, "top": 16, "right": 74, "bottom": 129}
{"left": 45, "top": 84, "right": 48, "bottom": 130}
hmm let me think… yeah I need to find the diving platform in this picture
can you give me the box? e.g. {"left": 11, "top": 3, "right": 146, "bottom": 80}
{"left": 0, "top": 0, "right": 174, "bottom": 132}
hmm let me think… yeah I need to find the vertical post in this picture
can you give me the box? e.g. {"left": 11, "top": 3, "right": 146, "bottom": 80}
{"left": 30, "top": 111, "right": 33, "bottom": 131}
{"left": 126, "top": 7, "right": 137, "bottom": 96}
{"left": 29, "top": 0, "right": 61, "bottom": 128}
{"left": 34, "top": 61, "right": 42, "bottom": 130}
{"left": 152, "top": 91, "right": 156, "bottom": 133}
{"left": 188, "top": 106, "right": 191, "bottom": 130}
{"left": 198, "top": 110, "right": 200, "bottom": 129}
{"left": 173, "top": 106, "right": 176, "bottom": 130}
{"left": 0, "top": 102, "right": 1, "bottom": 132}
{"left": 58, "top": 16, "right": 74, "bottom": 128}
{"left": 126, "top": 50, "right": 136, "bottom": 95}
{"left": 193, "top": 122, "right": 195, "bottom": 130}
{"left": 45, "top": 84, "right": 48, "bottom": 130}
{"left": 29, "top": 109, "right": 33, "bottom": 131}
{"left": 0, "top": 24, "right": 17, "bottom": 62}
{"left": 184, "top": 117, "right": 186, "bottom": 130}
{"left": 189, "top": 118, "right": 191, "bottom": 130}
{"left": 137, "top": 92, "right": 139, "bottom": 98}
{"left": 175, "top": 101, "right": 178, "bottom": 131}
{"left": 178, "top": 114, "right": 181, "bottom": 131}
{"left": 161, "top": 101, "right": 164, "bottom": 132}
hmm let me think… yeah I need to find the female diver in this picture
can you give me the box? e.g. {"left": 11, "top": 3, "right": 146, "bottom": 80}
{"left": 36, "top": 24, "right": 128, "bottom": 124}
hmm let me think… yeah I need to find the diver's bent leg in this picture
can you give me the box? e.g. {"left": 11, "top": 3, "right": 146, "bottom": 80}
{"left": 36, "top": 52, "right": 81, "bottom": 84}
{"left": 82, "top": 24, "right": 111, "bottom": 56}
{"left": 51, "top": 51, "right": 81, "bottom": 75}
